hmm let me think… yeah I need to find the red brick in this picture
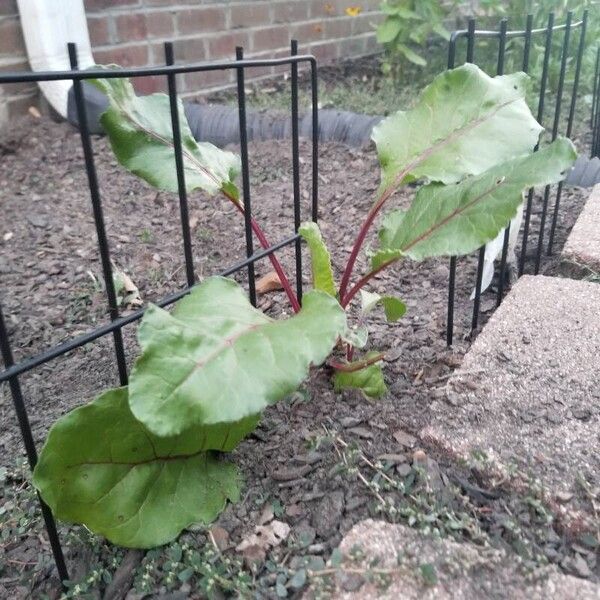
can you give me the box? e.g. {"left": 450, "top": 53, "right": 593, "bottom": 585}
{"left": 144, "top": 0, "right": 197, "bottom": 5}
{"left": 176, "top": 8, "right": 226, "bottom": 35}
{"left": 133, "top": 75, "right": 167, "bottom": 94}
{"left": 84, "top": 0, "right": 140, "bottom": 11}
{"left": 230, "top": 2, "right": 270, "bottom": 29}
{"left": 324, "top": 17, "right": 352, "bottom": 39}
{"left": 115, "top": 13, "right": 148, "bottom": 42}
{"left": 6, "top": 91, "right": 39, "bottom": 121}
{"left": 309, "top": 40, "right": 339, "bottom": 64}
{"left": 0, "top": 17, "right": 25, "bottom": 56}
{"left": 87, "top": 16, "right": 110, "bottom": 47}
{"left": 94, "top": 44, "right": 149, "bottom": 67}
{"left": 351, "top": 13, "right": 380, "bottom": 36}
{"left": 339, "top": 35, "right": 366, "bottom": 58}
{"left": 183, "top": 69, "right": 233, "bottom": 93}
{"left": 272, "top": 1, "right": 309, "bottom": 24}
{"left": 251, "top": 25, "right": 288, "bottom": 52}
{"left": 172, "top": 38, "right": 206, "bottom": 62}
{"left": 0, "top": 60, "right": 36, "bottom": 95}
{"left": 291, "top": 20, "right": 325, "bottom": 43}
{"left": 207, "top": 30, "right": 250, "bottom": 60}
{"left": 147, "top": 11, "right": 175, "bottom": 38}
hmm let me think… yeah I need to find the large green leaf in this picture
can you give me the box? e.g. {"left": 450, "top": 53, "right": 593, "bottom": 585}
{"left": 375, "top": 138, "right": 576, "bottom": 262}
{"left": 372, "top": 63, "right": 543, "bottom": 191}
{"left": 129, "top": 277, "right": 346, "bottom": 436}
{"left": 377, "top": 17, "right": 403, "bottom": 43}
{"left": 33, "top": 388, "right": 258, "bottom": 548}
{"left": 91, "top": 72, "right": 240, "bottom": 198}
{"left": 299, "top": 221, "right": 337, "bottom": 297}
{"left": 333, "top": 354, "right": 387, "bottom": 399}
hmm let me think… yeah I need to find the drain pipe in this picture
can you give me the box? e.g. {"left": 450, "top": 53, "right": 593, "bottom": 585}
{"left": 17, "top": 0, "right": 94, "bottom": 117}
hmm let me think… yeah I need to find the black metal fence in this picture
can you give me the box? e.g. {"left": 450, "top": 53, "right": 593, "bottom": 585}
{"left": 446, "top": 11, "right": 588, "bottom": 345}
{"left": 0, "top": 41, "right": 318, "bottom": 585}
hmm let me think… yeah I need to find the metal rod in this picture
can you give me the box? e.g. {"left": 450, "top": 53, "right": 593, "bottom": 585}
{"left": 466, "top": 18, "right": 488, "bottom": 333}
{"left": 496, "top": 19, "right": 511, "bottom": 307}
{"left": 522, "top": 14, "right": 534, "bottom": 72}
{"left": 68, "top": 43, "right": 128, "bottom": 386}
{"left": 446, "top": 34, "right": 458, "bottom": 347}
{"left": 466, "top": 18, "right": 475, "bottom": 62}
{"left": 235, "top": 46, "right": 257, "bottom": 306}
{"left": 0, "top": 305, "right": 69, "bottom": 584}
{"left": 448, "top": 18, "right": 583, "bottom": 41}
{"left": 310, "top": 54, "right": 319, "bottom": 222}
{"left": 290, "top": 40, "right": 303, "bottom": 304}
{"left": 535, "top": 11, "right": 572, "bottom": 273}
{"left": 519, "top": 11, "right": 555, "bottom": 276}
{"left": 0, "top": 55, "right": 319, "bottom": 84}
{"left": 165, "top": 42, "right": 195, "bottom": 288}
{"left": 0, "top": 234, "right": 301, "bottom": 383}
{"left": 547, "top": 10, "right": 588, "bottom": 255}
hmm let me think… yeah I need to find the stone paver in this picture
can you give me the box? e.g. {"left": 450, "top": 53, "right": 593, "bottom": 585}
{"left": 421, "top": 275, "right": 600, "bottom": 532}
{"left": 562, "top": 184, "right": 600, "bottom": 276}
{"left": 312, "top": 520, "right": 600, "bottom": 599}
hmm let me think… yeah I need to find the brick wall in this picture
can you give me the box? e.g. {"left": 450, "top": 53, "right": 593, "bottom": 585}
{"left": 0, "top": 0, "right": 382, "bottom": 124}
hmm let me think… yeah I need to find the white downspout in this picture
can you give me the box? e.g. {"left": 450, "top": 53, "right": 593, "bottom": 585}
{"left": 17, "top": 0, "right": 95, "bottom": 118}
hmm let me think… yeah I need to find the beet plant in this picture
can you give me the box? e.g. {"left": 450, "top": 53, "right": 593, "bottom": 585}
{"left": 32, "top": 63, "right": 576, "bottom": 549}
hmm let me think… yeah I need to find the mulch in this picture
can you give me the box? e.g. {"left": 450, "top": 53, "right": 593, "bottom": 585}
{"left": 0, "top": 114, "right": 593, "bottom": 598}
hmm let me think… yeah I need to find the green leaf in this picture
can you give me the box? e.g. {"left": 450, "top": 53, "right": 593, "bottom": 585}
{"left": 375, "top": 138, "right": 576, "bottom": 262}
{"left": 432, "top": 22, "right": 451, "bottom": 41}
{"left": 397, "top": 44, "right": 427, "bottom": 67}
{"left": 370, "top": 248, "right": 402, "bottom": 270}
{"left": 298, "top": 222, "right": 337, "bottom": 297}
{"left": 342, "top": 324, "right": 369, "bottom": 349}
{"left": 360, "top": 290, "right": 406, "bottom": 322}
{"left": 129, "top": 277, "right": 347, "bottom": 436}
{"left": 333, "top": 354, "right": 387, "bottom": 399}
{"left": 33, "top": 388, "right": 258, "bottom": 548}
{"left": 372, "top": 63, "right": 544, "bottom": 191}
{"left": 90, "top": 71, "right": 240, "bottom": 198}
{"left": 377, "top": 17, "right": 402, "bottom": 43}
{"left": 419, "top": 563, "right": 438, "bottom": 586}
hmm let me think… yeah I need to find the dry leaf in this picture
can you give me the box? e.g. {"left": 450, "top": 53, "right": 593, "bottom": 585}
{"left": 113, "top": 267, "right": 143, "bottom": 308}
{"left": 256, "top": 271, "right": 283, "bottom": 295}
{"left": 28, "top": 106, "right": 41, "bottom": 119}
{"left": 236, "top": 519, "right": 290, "bottom": 553}
{"left": 209, "top": 525, "right": 230, "bottom": 551}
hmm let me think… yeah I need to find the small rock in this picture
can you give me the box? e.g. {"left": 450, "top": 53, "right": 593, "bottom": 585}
{"left": 396, "top": 463, "right": 412, "bottom": 477}
{"left": 347, "top": 427, "right": 374, "bottom": 440}
{"left": 555, "top": 491, "right": 574, "bottom": 503}
{"left": 340, "top": 416, "right": 362, "bottom": 428}
{"left": 385, "top": 346, "right": 403, "bottom": 362}
{"left": 272, "top": 465, "right": 312, "bottom": 481}
{"left": 377, "top": 453, "right": 407, "bottom": 465}
{"left": 338, "top": 572, "right": 365, "bottom": 592}
{"left": 393, "top": 429, "right": 416, "bottom": 448}
{"left": 312, "top": 490, "right": 345, "bottom": 537}
{"left": 27, "top": 214, "right": 48, "bottom": 228}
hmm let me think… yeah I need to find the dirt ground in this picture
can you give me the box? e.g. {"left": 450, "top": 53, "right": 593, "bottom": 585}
{"left": 0, "top": 115, "right": 595, "bottom": 598}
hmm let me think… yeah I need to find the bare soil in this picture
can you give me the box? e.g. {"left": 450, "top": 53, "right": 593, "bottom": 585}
{"left": 0, "top": 115, "right": 594, "bottom": 599}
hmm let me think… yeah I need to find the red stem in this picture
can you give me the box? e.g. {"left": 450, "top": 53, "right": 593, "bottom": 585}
{"left": 341, "top": 258, "right": 398, "bottom": 309}
{"left": 226, "top": 192, "right": 300, "bottom": 313}
{"left": 329, "top": 352, "right": 385, "bottom": 372}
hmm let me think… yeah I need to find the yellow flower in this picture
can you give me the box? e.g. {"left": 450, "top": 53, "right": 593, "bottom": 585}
{"left": 345, "top": 6, "right": 362, "bottom": 16}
